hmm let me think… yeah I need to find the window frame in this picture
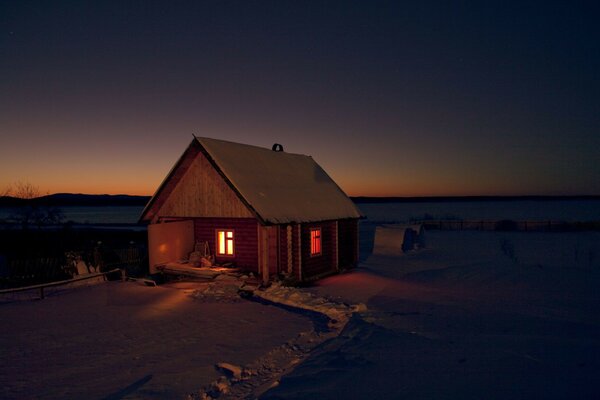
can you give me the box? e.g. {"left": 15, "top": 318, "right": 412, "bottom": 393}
{"left": 310, "top": 227, "right": 322, "bottom": 257}
{"left": 215, "top": 229, "right": 235, "bottom": 257}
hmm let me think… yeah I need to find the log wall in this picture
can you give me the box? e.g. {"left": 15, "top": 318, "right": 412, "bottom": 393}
{"left": 300, "top": 221, "right": 336, "bottom": 280}
{"left": 279, "top": 225, "right": 291, "bottom": 275}
{"left": 193, "top": 218, "right": 259, "bottom": 273}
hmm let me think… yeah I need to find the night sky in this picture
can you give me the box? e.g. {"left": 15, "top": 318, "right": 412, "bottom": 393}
{"left": 1, "top": 1, "right": 599, "bottom": 196}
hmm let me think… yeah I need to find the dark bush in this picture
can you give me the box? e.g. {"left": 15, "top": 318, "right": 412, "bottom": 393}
{"left": 0, "top": 227, "right": 148, "bottom": 287}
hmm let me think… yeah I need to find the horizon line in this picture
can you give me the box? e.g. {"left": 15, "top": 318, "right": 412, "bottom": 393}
{"left": 2, "top": 193, "right": 599, "bottom": 201}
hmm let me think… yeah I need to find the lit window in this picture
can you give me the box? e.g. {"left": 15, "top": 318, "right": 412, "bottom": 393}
{"left": 216, "top": 230, "right": 234, "bottom": 256}
{"left": 310, "top": 227, "right": 321, "bottom": 256}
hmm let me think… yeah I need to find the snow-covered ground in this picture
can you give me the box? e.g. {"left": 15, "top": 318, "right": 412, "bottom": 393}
{"left": 262, "top": 226, "right": 600, "bottom": 399}
{"left": 0, "top": 281, "right": 314, "bottom": 399}
{"left": 1, "top": 223, "right": 599, "bottom": 399}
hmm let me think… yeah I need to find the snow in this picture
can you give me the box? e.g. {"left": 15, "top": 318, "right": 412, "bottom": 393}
{"left": 197, "top": 137, "right": 363, "bottom": 224}
{"left": 215, "top": 363, "right": 243, "bottom": 380}
{"left": 372, "top": 224, "right": 425, "bottom": 255}
{"left": 2, "top": 205, "right": 599, "bottom": 398}
{"left": 262, "top": 227, "right": 600, "bottom": 399}
{"left": 0, "top": 281, "right": 314, "bottom": 399}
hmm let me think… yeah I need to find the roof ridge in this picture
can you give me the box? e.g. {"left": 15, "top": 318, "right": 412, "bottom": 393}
{"left": 195, "top": 136, "right": 310, "bottom": 158}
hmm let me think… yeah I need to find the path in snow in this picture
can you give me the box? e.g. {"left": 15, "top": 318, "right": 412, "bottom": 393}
{"left": 192, "top": 280, "right": 366, "bottom": 399}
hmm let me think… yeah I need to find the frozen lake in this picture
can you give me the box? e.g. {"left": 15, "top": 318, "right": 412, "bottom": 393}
{"left": 358, "top": 199, "right": 600, "bottom": 223}
{"left": 0, "top": 206, "right": 144, "bottom": 224}
{"left": 0, "top": 200, "right": 598, "bottom": 224}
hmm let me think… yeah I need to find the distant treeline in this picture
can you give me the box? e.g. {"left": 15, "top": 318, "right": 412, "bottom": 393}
{"left": 0, "top": 193, "right": 151, "bottom": 207}
{"left": 351, "top": 195, "right": 600, "bottom": 204}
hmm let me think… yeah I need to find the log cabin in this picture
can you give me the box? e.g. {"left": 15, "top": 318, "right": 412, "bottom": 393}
{"left": 139, "top": 137, "right": 363, "bottom": 282}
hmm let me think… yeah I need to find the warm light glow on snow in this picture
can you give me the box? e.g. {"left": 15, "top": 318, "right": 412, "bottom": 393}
{"left": 136, "top": 290, "right": 192, "bottom": 320}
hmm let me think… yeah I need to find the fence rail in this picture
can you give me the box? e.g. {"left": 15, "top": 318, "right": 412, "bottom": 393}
{"left": 0, "top": 268, "right": 121, "bottom": 299}
{"left": 418, "top": 220, "right": 600, "bottom": 232}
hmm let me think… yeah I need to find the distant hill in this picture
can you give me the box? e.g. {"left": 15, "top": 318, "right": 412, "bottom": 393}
{"left": 1, "top": 193, "right": 598, "bottom": 208}
{"left": 0, "top": 193, "right": 151, "bottom": 207}
{"left": 350, "top": 195, "right": 600, "bottom": 203}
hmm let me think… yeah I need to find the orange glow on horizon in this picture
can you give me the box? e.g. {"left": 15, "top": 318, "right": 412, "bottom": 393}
{"left": 14, "top": 184, "right": 574, "bottom": 199}
{"left": 3, "top": 156, "right": 590, "bottom": 199}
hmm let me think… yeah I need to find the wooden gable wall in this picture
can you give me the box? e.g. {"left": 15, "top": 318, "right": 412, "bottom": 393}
{"left": 153, "top": 149, "right": 254, "bottom": 221}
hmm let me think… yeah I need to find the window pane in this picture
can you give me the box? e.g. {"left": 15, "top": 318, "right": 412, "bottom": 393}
{"left": 218, "top": 231, "right": 225, "bottom": 254}
{"left": 310, "top": 228, "right": 321, "bottom": 255}
{"left": 226, "top": 238, "right": 234, "bottom": 255}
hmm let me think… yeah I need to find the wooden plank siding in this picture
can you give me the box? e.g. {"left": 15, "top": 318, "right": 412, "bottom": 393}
{"left": 257, "top": 225, "right": 280, "bottom": 282}
{"left": 154, "top": 148, "right": 253, "bottom": 221}
{"left": 257, "top": 226, "right": 268, "bottom": 283}
{"left": 293, "top": 224, "right": 302, "bottom": 280}
{"left": 279, "top": 225, "right": 297, "bottom": 275}
{"left": 268, "top": 226, "right": 279, "bottom": 275}
{"left": 338, "top": 219, "right": 359, "bottom": 268}
{"left": 332, "top": 221, "right": 339, "bottom": 271}
{"left": 193, "top": 218, "right": 259, "bottom": 273}
{"left": 142, "top": 143, "right": 201, "bottom": 223}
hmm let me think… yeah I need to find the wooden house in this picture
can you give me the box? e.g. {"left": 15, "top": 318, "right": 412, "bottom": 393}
{"left": 139, "top": 137, "right": 363, "bottom": 282}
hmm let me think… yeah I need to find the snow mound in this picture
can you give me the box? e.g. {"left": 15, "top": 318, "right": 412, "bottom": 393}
{"left": 372, "top": 224, "right": 424, "bottom": 255}
{"left": 254, "top": 282, "right": 367, "bottom": 327}
{"left": 190, "top": 280, "right": 245, "bottom": 303}
{"left": 215, "top": 363, "right": 243, "bottom": 380}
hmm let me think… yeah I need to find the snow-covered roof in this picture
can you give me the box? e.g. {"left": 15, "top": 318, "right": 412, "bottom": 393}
{"left": 196, "top": 137, "right": 363, "bottom": 224}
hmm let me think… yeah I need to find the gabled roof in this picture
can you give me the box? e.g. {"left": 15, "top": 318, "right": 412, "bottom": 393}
{"left": 140, "top": 137, "right": 363, "bottom": 224}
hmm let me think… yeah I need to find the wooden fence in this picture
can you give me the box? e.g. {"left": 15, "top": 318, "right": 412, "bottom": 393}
{"left": 418, "top": 220, "right": 600, "bottom": 232}
{"left": 1, "top": 245, "right": 147, "bottom": 290}
{"left": 0, "top": 268, "right": 121, "bottom": 300}
{"left": 103, "top": 246, "right": 146, "bottom": 276}
{"left": 4, "top": 257, "right": 69, "bottom": 282}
